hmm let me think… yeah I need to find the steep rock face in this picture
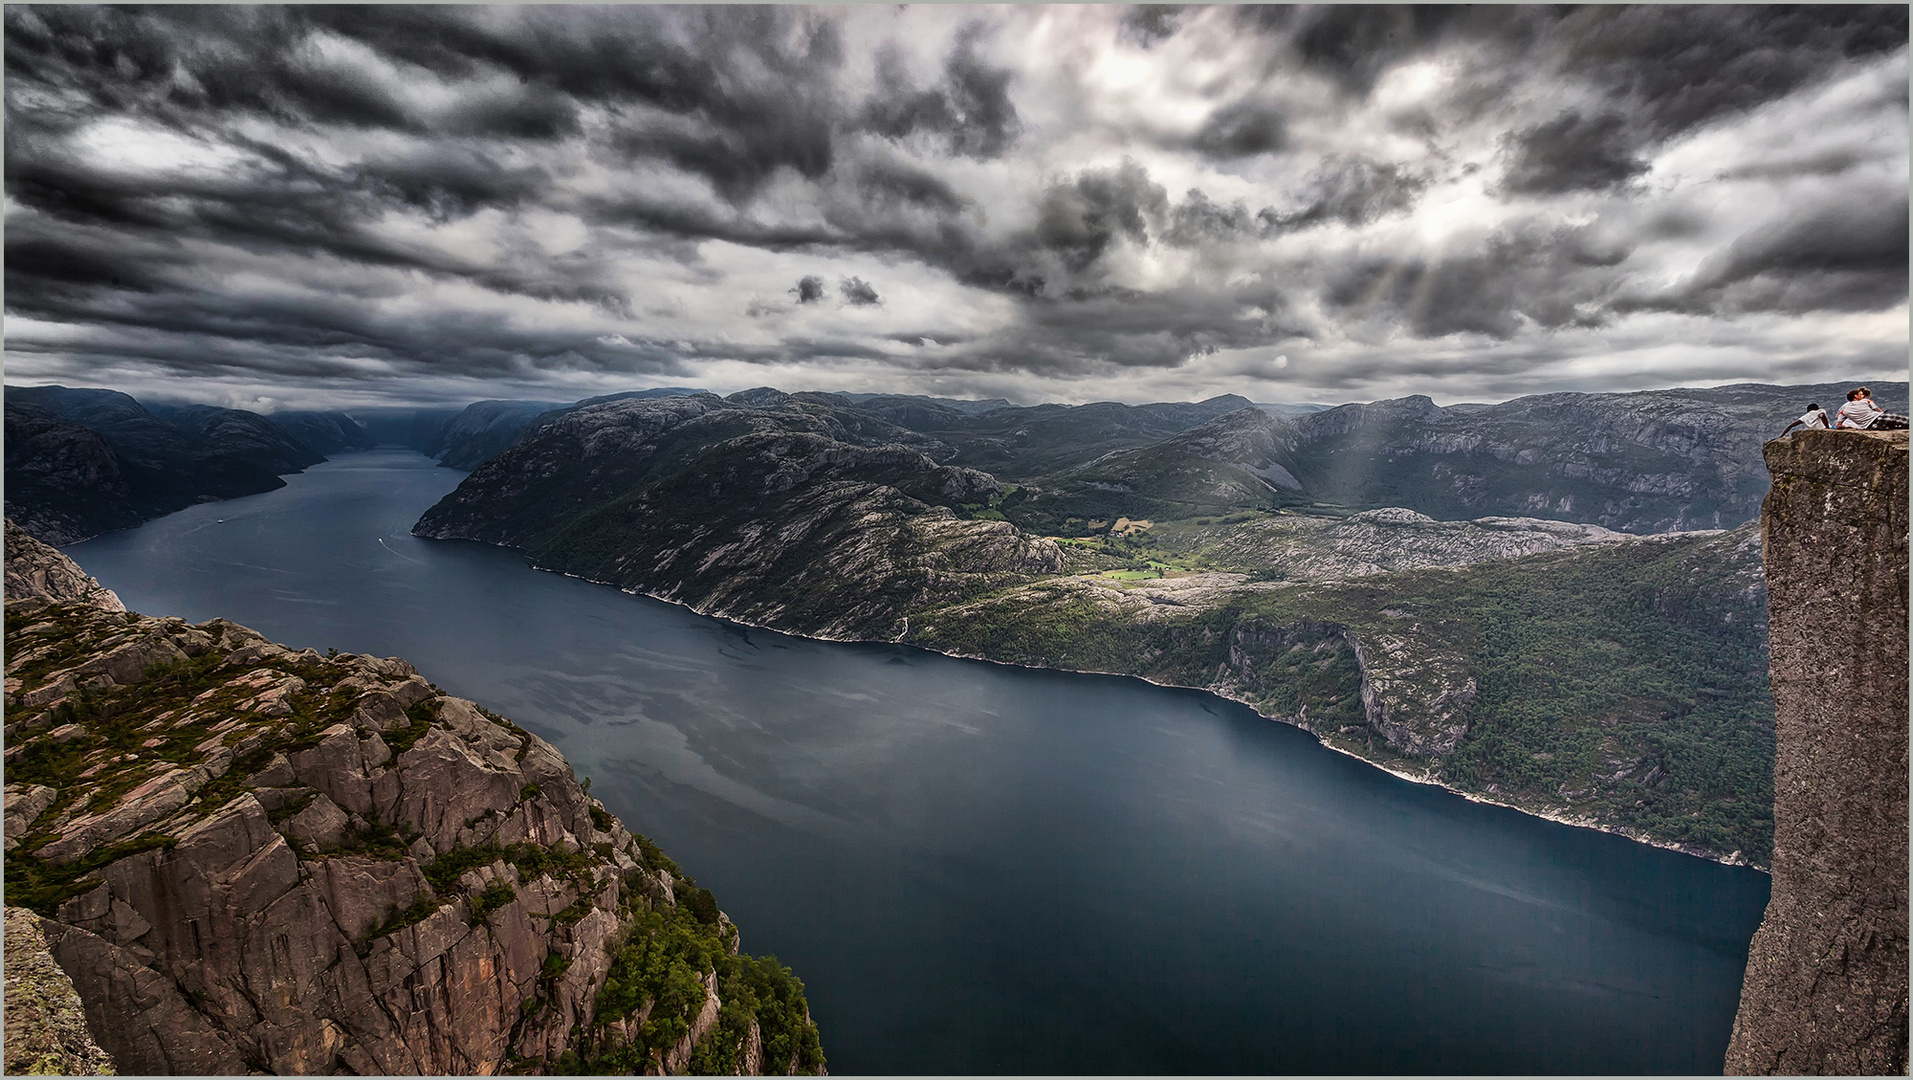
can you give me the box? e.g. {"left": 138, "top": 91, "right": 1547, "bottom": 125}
{"left": 3, "top": 527, "right": 824, "bottom": 1075}
{"left": 3, "top": 402, "right": 142, "bottom": 545}
{"left": 4, "top": 387, "right": 331, "bottom": 544}
{"left": 1283, "top": 382, "right": 1908, "bottom": 533}
{"left": 1725, "top": 430, "right": 1907, "bottom": 1075}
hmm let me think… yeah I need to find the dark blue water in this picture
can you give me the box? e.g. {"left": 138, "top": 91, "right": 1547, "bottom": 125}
{"left": 70, "top": 450, "right": 1770, "bottom": 1075}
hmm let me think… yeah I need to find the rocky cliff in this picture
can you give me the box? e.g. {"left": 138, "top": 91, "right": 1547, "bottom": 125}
{"left": 1725, "top": 430, "right": 1907, "bottom": 1075}
{"left": 2, "top": 525, "right": 824, "bottom": 1075}
{"left": 3, "top": 520, "right": 124, "bottom": 613}
{"left": 2, "top": 403, "right": 143, "bottom": 546}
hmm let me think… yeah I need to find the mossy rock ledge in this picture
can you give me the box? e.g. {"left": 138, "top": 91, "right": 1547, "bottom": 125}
{"left": 1, "top": 519, "right": 824, "bottom": 1076}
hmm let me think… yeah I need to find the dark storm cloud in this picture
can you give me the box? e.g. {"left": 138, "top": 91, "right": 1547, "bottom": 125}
{"left": 839, "top": 277, "right": 882, "bottom": 306}
{"left": 1120, "top": 6, "right": 1185, "bottom": 49}
{"left": 1190, "top": 99, "right": 1287, "bottom": 159}
{"left": 1267, "top": 156, "right": 1429, "bottom": 232}
{"left": 1327, "top": 223, "right": 1633, "bottom": 339}
{"left": 1469, "top": 5, "right": 1913, "bottom": 201}
{"left": 1158, "top": 156, "right": 1426, "bottom": 249}
{"left": 854, "top": 157, "right": 968, "bottom": 215}
{"left": 792, "top": 276, "right": 826, "bottom": 304}
{"left": 908, "top": 280, "right": 1309, "bottom": 377}
{"left": 4, "top": 133, "right": 631, "bottom": 318}
{"left": 1628, "top": 195, "right": 1910, "bottom": 316}
{"left": 1498, "top": 110, "right": 1646, "bottom": 195}
{"left": 1714, "top": 149, "right": 1872, "bottom": 182}
{"left": 6, "top": 7, "right": 416, "bottom": 134}
{"left": 1280, "top": 5, "right": 1551, "bottom": 97}
{"left": 1163, "top": 190, "right": 1256, "bottom": 247}
{"left": 1550, "top": 5, "right": 1908, "bottom": 141}
{"left": 3, "top": 5, "right": 1905, "bottom": 405}
{"left": 353, "top": 147, "right": 552, "bottom": 222}
{"left": 1032, "top": 160, "right": 1167, "bottom": 272}
{"left": 4, "top": 227, "right": 176, "bottom": 300}
{"left": 858, "top": 28, "right": 1021, "bottom": 159}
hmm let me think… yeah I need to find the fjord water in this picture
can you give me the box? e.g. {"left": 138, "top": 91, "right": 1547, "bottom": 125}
{"left": 72, "top": 450, "right": 1770, "bottom": 1074}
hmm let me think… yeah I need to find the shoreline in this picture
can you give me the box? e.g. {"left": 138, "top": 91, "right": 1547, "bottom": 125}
{"left": 501, "top": 549, "right": 1769, "bottom": 875}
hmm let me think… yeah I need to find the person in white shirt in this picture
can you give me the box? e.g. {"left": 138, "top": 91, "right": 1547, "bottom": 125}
{"left": 1837, "top": 387, "right": 1909, "bottom": 430}
{"left": 1780, "top": 403, "right": 1830, "bottom": 436}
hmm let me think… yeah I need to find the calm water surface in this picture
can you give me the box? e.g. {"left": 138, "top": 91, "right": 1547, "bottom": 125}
{"left": 72, "top": 450, "right": 1771, "bottom": 1074}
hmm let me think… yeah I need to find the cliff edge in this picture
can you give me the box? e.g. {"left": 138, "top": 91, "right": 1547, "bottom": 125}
{"left": 2, "top": 522, "right": 824, "bottom": 1075}
{"left": 1725, "top": 430, "right": 1908, "bottom": 1075}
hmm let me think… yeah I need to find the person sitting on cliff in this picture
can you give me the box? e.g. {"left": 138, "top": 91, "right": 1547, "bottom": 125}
{"left": 1780, "top": 403, "right": 1831, "bottom": 436}
{"left": 1837, "top": 388, "right": 1910, "bottom": 431}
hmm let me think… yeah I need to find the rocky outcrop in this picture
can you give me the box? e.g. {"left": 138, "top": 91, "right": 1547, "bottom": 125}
{"left": 3, "top": 523, "right": 824, "bottom": 1075}
{"left": 4, "top": 907, "right": 116, "bottom": 1075}
{"left": 4, "top": 519, "right": 124, "bottom": 613}
{"left": 1725, "top": 430, "right": 1907, "bottom": 1075}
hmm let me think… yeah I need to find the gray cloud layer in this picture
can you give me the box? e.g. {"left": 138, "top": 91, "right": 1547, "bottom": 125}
{"left": 4, "top": 4, "right": 1906, "bottom": 408}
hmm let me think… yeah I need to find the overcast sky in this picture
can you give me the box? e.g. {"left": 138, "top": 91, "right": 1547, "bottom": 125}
{"left": 5, "top": 5, "right": 1907, "bottom": 410}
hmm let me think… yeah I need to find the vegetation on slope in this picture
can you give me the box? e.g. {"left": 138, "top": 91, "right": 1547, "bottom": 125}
{"left": 907, "top": 525, "right": 1773, "bottom": 865}
{"left": 3, "top": 593, "right": 825, "bottom": 1074}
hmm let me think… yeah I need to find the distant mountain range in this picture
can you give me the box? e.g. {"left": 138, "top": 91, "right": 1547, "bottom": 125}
{"left": 10, "top": 380, "right": 1901, "bottom": 546}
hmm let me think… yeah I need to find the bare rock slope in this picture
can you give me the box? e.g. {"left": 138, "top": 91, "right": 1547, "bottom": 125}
{"left": 3, "top": 523, "right": 824, "bottom": 1075}
{"left": 4, "top": 519, "right": 124, "bottom": 613}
